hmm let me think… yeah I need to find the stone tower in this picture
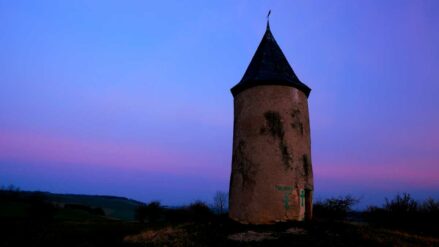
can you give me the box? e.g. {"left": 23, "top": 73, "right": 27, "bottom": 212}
{"left": 229, "top": 21, "right": 313, "bottom": 224}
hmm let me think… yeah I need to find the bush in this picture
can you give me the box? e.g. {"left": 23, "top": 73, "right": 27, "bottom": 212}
{"left": 365, "top": 193, "right": 439, "bottom": 234}
{"left": 188, "top": 201, "right": 213, "bottom": 222}
{"left": 419, "top": 197, "right": 439, "bottom": 230}
{"left": 135, "top": 201, "right": 163, "bottom": 223}
{"left": 313, "top": 195, "right": 359, "bottom": 221}
{"left": 0, "top": 184, "right": 21, "bottom": 192}
{"left": 419, "top": 197, "right": 439, "bottom": 214}
{"left": 163, "top": 207, "right": 191, "bottom": 223}
{"left": 384, "top": 193, "right": 418, "bottom": 215}
{"left": 364, "top": 206, "right": 387, "bottom": 222}
{"left": 381, "top": 193, "right": 418, "bottom": 225}
{"left": 0, "top": 184, "right": 21, "bottom": 201}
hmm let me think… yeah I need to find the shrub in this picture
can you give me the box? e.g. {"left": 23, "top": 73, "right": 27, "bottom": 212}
{"left": 0, "top": 184, "right": 21, "bottom": 201}
{"left": 164, "top": 207, "right": 191, "bottom": 223}
{"left": 188, "top": 201, "right": 212, "bottom": 222}
{"left": 419, "top": 197, "right": 439, "bottom": 230}
{"left": 313, "top": 195, "right": 359, "bottom": 221}
{"left": 135, "top": 201, "right": 163, "bottom": 223}
{"left": 384, "top": 193, "right": 418, "bottom": 214}
{"left": 420, "top": 197, "right": 439, "bottom": 214}
{"left": 365, "top": 193, "right": 439, "bottom": 234}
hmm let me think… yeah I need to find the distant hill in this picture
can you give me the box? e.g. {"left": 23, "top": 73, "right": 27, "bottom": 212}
{"left": 46, "top": 193, "right": 144, "bottom": 220}
{"left": 1, "top": 190, "right": 144, "bottom": 221}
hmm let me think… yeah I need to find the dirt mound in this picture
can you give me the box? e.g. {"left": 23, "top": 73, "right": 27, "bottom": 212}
{"left": 228, "top": 231, "right": 277, "bottom": 242}
{"left": 124, "top": 227, "right": 190, "bottom": 246}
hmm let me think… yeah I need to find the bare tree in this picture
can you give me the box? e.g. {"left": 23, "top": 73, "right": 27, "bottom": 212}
{"left": 213, "top": 191, "right": 228, "bottom": 214}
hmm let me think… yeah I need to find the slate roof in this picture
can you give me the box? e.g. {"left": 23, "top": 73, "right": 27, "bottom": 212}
{"left": 231, "top": 22, "right": 311, "bottom": 97}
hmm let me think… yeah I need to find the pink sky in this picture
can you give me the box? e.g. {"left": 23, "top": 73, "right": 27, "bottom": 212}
{"left": 1, "top": 1, "right": 438, "bottom": 206}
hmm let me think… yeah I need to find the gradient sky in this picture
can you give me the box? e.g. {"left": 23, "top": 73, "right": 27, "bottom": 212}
{"left": 1, "top": 0, "right": 438, "bottom": 208}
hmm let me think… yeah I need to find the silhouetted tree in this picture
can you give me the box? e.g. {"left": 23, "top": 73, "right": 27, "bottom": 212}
{"left": 384, "top": 193, "right": 418, "bottom": 214}
{"left": 420, "top": 197, "right": 439, "bottom": 214}
{"left": 213, "top": 191, "right": 228, "bottom": 214}
{"left": 0, "top": 184, "right": 21, "bottom": 201}
{"left": 314, "top": 195, "right": 359, "bottom": 220}
{"left": 364, "top": 193, "right": 439, "bottom": 234}
{"left": 2, "top": 184, "right": 20, "bottom": 192}
{"left": 419, "top": 197, "right": 439, "bottom": 230}
{"left": 135, "top": 201, "right": 163, "bottom": 223}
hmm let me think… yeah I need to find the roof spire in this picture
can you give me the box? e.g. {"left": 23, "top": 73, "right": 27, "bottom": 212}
{"left": 266, "top": 10, "right": 271, "bottom": 30}
{"left": 231, "top": 15, "right": 311, "bottom": 97}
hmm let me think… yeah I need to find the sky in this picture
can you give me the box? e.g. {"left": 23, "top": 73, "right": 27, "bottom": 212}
{"left": 0, "top": 0, "right": 438, "bottom": 208}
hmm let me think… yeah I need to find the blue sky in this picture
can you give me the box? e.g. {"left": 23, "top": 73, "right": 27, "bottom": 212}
{"left": 1, "top": 0, "right": 438, "bottom": 208}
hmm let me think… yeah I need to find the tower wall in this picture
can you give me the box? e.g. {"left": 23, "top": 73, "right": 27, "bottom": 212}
{"left": 229, "top": 85, "right": 313, "bottom": 224}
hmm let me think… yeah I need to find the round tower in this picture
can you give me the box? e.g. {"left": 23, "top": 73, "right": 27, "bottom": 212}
{"left": 229, "top": 21, "right": 313, "bottom": 224}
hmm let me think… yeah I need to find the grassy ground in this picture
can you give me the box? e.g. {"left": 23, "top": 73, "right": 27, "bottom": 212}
{"left": 1, "top": 192, "right": 438, "bottom": 247}
{"left": 1, "top": 215, "right": 438, "bottom": 247}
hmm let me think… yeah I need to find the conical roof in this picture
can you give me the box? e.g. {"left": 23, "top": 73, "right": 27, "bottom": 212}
{"left": 231, "top": 22, "right": 311, "bottom": 97}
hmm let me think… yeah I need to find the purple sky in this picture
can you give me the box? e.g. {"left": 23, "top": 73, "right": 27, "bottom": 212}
{"left": 1, "top": 1, "right": 438, "bottom": 208}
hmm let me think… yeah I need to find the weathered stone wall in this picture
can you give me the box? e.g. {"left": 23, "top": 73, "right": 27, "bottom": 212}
{"left": 229, "top": 85, "right": 313, "bottom": 224}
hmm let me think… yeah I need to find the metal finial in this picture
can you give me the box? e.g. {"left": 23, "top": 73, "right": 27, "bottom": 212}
{"left": 266, "top": 10, "right": 271, "bottom": 30}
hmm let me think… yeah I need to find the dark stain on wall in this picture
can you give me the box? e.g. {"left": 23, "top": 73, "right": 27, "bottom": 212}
{"left": 232, "top": 140, "right": 256, "bottom": 190}
{"left": 291, "top": 109, "right": 304, "bottom": 136}
{"left": 263, "top": 111, "right": 284, "bottom": 138}
{"left": 279, "top": 142, "right": 293, "bottom": 170}
{"left": 263, "top": 111, "right": 293, "bottom": 170}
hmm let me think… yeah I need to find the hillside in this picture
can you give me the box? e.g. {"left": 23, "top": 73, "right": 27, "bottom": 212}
{"left": 46, "top": 193, "right": 144, "bottom": 220}
{"left": 0, "top": 190, "right": 144, "bottom": 220}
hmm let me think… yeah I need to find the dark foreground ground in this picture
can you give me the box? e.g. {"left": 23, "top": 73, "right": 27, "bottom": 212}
{"left": 1, "top": 216, "right": 439, "bottom": 247}
{"left": 1, "top": 191, "right": 438, "bottom": 247}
